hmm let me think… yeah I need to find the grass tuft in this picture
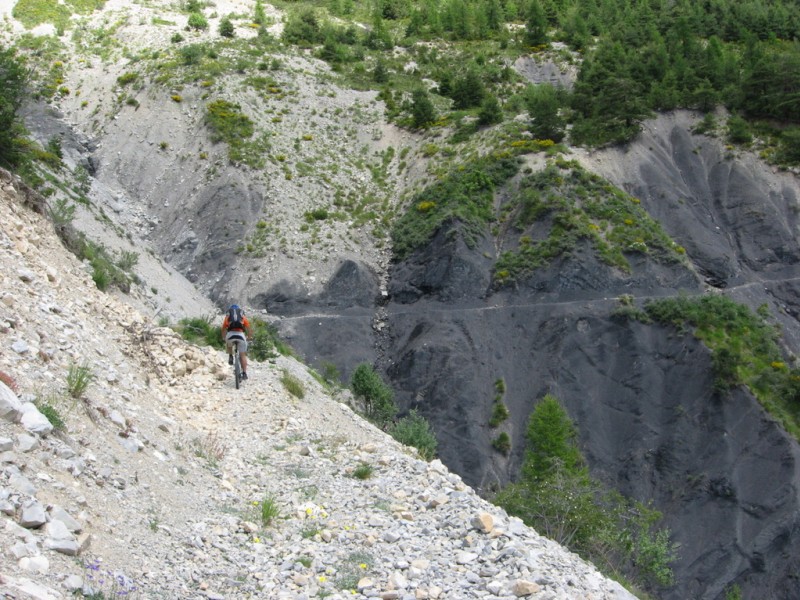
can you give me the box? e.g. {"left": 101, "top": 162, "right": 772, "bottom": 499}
{"left": 281, "top": 370, "right": 305, "bottom": 399}
{"left": 260, "top": 493, "right": 279, "bottom": 526}
{"left": 66, "top": 362, "right": 94, "bottom": 399}
{"left": 352, "top": 463, "right": 373, "bottom": 480}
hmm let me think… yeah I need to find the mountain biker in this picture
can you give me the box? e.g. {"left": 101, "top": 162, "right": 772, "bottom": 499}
{"left": 222, "top": 304, "right": 252, "bottom": 380}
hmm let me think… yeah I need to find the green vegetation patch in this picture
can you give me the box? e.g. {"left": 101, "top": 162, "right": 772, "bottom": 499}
{"left": 204, "top": 99, "right": 268, "bottom": 166}
{"left": 205, "top": 100, "right": 254, "bottom": 142}
{"left": 13, "top": 0, "right": 105, "bottom": 30}
{"left": 495, "top": 159, "right": 681, "bottom": 283}
{"left": 175, "top": 316, "right": 223, "bottom": 350}
{"left": 350, "top": 363, "right": 396, "bottom": 426}
{"left": 643, "top": 295, "right": 800, "bottom": 440}
{"left": 57, "top": 225, "right": 138, "bottom": 293}
{"left": 249, "top": 316, "right": 293, "bottom": 360}
{"left": 388, "top": 410, "right": 438, "bottom": 461}
{"left": 391, "top": 153, "right": 520, "bottom": 260}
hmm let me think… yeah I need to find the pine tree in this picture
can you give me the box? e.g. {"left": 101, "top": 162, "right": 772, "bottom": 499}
{"left": 373, "top": 60, "right": 389, "bottom": 84}
{"left": 451, "top": 69, "right": 485, "bottom": 109}
{"left": 478, "top": 94, "right": 503, "bottom": 126}
{"left": 521, "top": 394, "right": 584, "bottom": 481}
{"left": 411, "top": 89, "right": 436, "bottom": 128}
{"left": 525, "top": 84, "right": 565, "bottom": 142}
{"left": 524, "top": 0, "right": 548, "bottom": 47}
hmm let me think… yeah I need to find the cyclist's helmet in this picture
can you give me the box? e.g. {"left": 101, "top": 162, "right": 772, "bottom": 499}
{"left": 230, "top": 304, "right": 239, "bottom": 311}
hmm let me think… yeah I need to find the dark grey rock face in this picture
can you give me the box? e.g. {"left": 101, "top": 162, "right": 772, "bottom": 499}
{"left": 254, "top": 260, "right": 381, "bottom": 380}
{"left": 383, "top": 227, "right": 800, "bottom": 600}
{"left": 263, "top": 113, "right": 800, "bottom": 597}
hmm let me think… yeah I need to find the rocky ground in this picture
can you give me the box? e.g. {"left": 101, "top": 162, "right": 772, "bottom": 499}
{"left": 0, "top": 171, "right": 634, "bottom": 598}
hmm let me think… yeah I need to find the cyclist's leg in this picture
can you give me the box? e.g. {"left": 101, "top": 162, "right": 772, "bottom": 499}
{"left": 241, "top": 351, "right": 248, "bottom": 373}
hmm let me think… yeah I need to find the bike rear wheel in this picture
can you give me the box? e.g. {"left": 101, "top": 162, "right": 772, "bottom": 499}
{"left": 233, "top": 342, "right": 241, "bottom": 389}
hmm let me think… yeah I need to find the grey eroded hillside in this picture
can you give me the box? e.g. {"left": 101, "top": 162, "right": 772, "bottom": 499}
{"left": 15, "top": 0, "right": 420, "bottom": 311}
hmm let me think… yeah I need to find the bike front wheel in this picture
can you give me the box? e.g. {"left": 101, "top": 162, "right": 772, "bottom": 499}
{"left": 233, "top": 343, "right": 241, "bottom": 389}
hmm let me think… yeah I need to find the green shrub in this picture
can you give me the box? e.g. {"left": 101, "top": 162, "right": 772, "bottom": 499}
{"left": 521, "top": 394, "right": 584, "bottom": 480}
{"left": 49, "top": 198, "right": 76, "bottom": 228}
{"left": 116, "top": 250, "right": 138, "bottom": 272}
{"left": 248, "top": 318, "right": 278, "bottom": 361}
{"left": 282, "top": 7, "right": 324, "bottom": 46}
{"left": 205, "top": 99, "right": 254, "bottom": 144}
{"left": 643, "top": 294, "right": 800, "bottom": 439}
{"left": 320, "top": 361, "right": 340, "bottom": 385}
{"left": 218, "top": 15, "right": 234, "bottom": 38}
{"left": 250, "top": 317, "right": 294, "bottom": 359}
{"left": 492, "top": 432, "right": 511, "bottom": 455}
{"left": 57, "top": 233, "right": 130, "bottom": 293}
{"left": 253, "top": 0, "right": 266, "bottom": 24}
{"left": 350, "top": 363, "right": 396, "bottom": 426}
{"left": 304, "top": 208, "right": 328, "bottom": 221}
{"left": 489, "top": 401, "right": 509, "bottom": 427}
{"left": 391, "top": 154, "right": 520, "bottom": 260}
{"left": 91, "top": 264, "right": 110, "bottom": 290}
{"left": 478, "top": 94, "right": 503, "bottom": 126}
{"left": 410, "top": 89, "right": 436, "bottom": 128}
{"left": 692, "top": 113, "right": 717, "bottom": 136}
{"left": 187, "top": 11, "right": 208, "bottom": 30}
{"left": 777, "top": 127, "right": 800, "bottom": 165}
{"left": 180, "top": 43, "right": 205, "bottom": 65}
{"left": 66, "top": 362, "right": 94, "bottom": 399}
{"left": 12, "top": 0, "right": 72, "bottom": 30}
{"left": 35, "top": 399, "right": 66, "bottom": 430}
{"left": 117, "top": 72, "right": 138, "bottom": 86}
{"left": 389, "top": 410, "right": 437, "bottom": 460}
{"left": 493, "top": 161, "right": 680, "bottom": 282}
{"left": 712, "top": 347, "right": 741, "bottom": 393}
{"left": 175, "top": 316, "right": 223, "bottom": 349}
{"left": 727, "top": 115, "right": 751, "bottom": 145}
{"left": 46, "top": 136, "right": 63, "bottom": 160}
{"left": 0, "top": 45, "right": 27, "bottom": 167}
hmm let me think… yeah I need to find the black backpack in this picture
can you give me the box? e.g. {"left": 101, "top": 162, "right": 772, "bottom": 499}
{"left": 227, "top": 306, "right": 244, "bottom": 329}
